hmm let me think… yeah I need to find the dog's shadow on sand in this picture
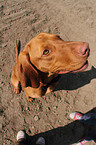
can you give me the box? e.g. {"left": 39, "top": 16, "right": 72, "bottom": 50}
{"left": 26, "top": 108, "right": 96, "bottom": 145}
{"left": 54, "top": 66, "right": 96, "bottom": 91}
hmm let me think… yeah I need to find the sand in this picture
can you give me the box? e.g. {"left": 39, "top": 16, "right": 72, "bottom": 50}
{"left": 1, "top": 0, "right": 96, "bottom": 144}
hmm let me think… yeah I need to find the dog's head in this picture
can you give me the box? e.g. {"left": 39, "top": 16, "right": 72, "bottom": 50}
{"left": 26, "top": 33, "right": 89, "bottom": 74}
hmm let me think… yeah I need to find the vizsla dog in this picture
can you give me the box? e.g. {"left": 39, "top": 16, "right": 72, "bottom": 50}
{"left": 11, "top": 33, "right": 89, "bottom": 102}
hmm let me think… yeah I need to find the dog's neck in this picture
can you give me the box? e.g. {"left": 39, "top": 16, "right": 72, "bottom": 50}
{"left": 38, "top": 70, "right": 58, "bottom": 85}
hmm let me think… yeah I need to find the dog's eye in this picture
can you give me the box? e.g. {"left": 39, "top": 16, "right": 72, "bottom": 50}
{"left": 43, "top": 49, "right": 50, "bottom": 55}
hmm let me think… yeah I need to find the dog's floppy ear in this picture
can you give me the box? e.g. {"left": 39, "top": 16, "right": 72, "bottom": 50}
{"left": 18, "top": 52, "right": 40, "bottom": 88}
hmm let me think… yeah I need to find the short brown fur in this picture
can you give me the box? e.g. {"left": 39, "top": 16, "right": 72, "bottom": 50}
{"left": 11, "top": 33, "right": 89, "bottom": 102}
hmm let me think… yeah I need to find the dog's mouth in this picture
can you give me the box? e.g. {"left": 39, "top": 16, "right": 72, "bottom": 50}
{"left": 57, "top": 60, "right": 88, "bottom": 74}
{"left": 71, "top": 61, "right": 88, "bottom": 73}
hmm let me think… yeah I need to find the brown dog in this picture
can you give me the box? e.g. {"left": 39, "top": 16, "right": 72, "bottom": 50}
{"left": 11, "top": 33, "right": 89, "bottom": 102}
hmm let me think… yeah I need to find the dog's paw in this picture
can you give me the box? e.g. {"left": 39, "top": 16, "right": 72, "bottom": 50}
{"left": 14, "top": 88, "right": 20, "bottom": 94}
{"left": 27, "top": 96, "right": 34, "bottom": 102}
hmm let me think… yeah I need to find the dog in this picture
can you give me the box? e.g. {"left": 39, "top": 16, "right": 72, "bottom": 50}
{"left": 11, "top": 33, "right": 89, "bottom": 102}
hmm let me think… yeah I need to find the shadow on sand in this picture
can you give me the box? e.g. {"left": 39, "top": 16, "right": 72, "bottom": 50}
{"left": 54, "top": 66, "right": 96, "bottom": 91}
{"left": 25, "top": 108, "right": 96, "bottom": 145}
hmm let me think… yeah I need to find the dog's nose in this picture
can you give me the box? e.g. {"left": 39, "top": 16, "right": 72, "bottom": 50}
{"left": 79, "top": 42, "right": 89, "bottom": 56}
